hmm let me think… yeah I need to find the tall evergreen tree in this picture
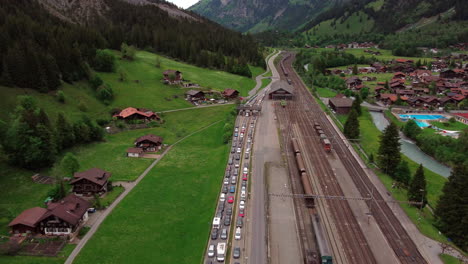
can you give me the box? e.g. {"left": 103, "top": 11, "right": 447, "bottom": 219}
{"left": 61, "top": 152, "right": 80, "bottom": 177}
{"left": 408, "top": 164, "right": 427, "bottom": 207}
{"left": 403, "top": 119, "right": 421, "bottom": 140}
{"left": 344, "top": 109, "right": 360, "bottom": 139}
{"left": 435, "top": 164, "right": 468, "bottom": 251}
{"left": 377, "top": 122, "right": 401, "bottom": 177}
{"left": 395, "top": 160, "right": 411, "bottom": 186}
{"left": 352, "top": 95, "right": 362, "bottom": 116}
{"left": 55, "top": 112, "right": 75, "bottom": 150}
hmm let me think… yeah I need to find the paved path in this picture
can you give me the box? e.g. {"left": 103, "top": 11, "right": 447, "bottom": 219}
{"left": 65, "top": 120, "right": 223, "bottom": 264}
{"left": 157, "top": 102, "right": 235, "bottom": 114}
{"left": 247, "top": 50, "right": 281, "bottom": 98}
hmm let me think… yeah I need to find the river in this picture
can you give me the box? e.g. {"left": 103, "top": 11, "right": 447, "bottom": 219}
{"left": 369, "top": 111, "right": 452, "bottom": 178}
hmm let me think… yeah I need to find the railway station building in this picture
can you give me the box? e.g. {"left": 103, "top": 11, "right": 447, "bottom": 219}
{"left": 328, "top": 96, "right": 353, "bottom": 114}
{"left": 269, "top": 80, "right": 294, "bottom": 100}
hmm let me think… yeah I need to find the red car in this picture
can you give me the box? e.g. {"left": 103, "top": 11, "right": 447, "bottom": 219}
{"left": 238, "top": 208, "right": 245, "bottom": 217}
{"left": 242, "top": 173, "right": 248, "bottom": 181}
{"left": 228, "top": 196, "right": 234, "bottom": 204}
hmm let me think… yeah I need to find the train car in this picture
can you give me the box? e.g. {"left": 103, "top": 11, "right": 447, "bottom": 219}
{"left": 316, "top": 129, "right": 324, "bottom": 136}
{"left": 319, "top": 134, "right": 327, "bottom": 140}
{"left": 291, "top": 138, "right": 300, "bottom": 155}
{"left": 315, "top": 125, "right": 322, "bottom": 131}
{"left": 322, "top": 138, "right": 332, "bottom": 152}
{"left": 301, "top": 172, "right": 315, "bottom": 208}
{"left": 312, "top": 214, "right": 333, "bottom": 264}
{"left": 295, "top": 153, "right": 306, "bottom": 173}
{"left": 314, "top": 122, "right": 320, "bottom": 128}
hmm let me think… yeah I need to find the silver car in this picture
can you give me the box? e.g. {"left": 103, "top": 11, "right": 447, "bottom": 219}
{"left": 220, "top": 228, "right": 228, "bottom": 240}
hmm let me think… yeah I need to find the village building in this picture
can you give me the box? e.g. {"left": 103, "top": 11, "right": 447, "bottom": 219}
{"left": 328, "top": 96, "right": 353, "bottom": 114}
{"left": 268, "top": 81, "right": 294, "bottom": 100}
{"left": 113, "top": 107, "right": 160, "bottom": 122}
{"left": 185, "top": 90, "right": 205, "bottom": 102}
{"left": 71, "top": 168, "right": 111, "bottom": 196}
{"left": 162, "top": 70, "right": 183, "bottom": 84}
{"left": 135, "top": 134, "right": 163, "bottom": 152}
{"left": 9, "top": 194, "right": 90, "bottom": 236}
{"left": 379, "top": 94, "right": 398, "bottom": 105}
{"left": 345, "top": 76, "right": 362, "bottom": 89}
{"left": 127, "top": 147, "right": 143, "bottom": 158}
{"left": 452, "top": 112, "right": 468, "bottom": 124}
{"left": 222, "top": 89, "right": 239, "bottom": 99}
{"left": 440, "top": 69, "right": 460, "bottom": 79}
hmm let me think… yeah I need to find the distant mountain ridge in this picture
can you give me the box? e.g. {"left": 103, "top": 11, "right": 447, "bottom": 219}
{"left": 190, "top": 0, "right": 349, "bottom": 33}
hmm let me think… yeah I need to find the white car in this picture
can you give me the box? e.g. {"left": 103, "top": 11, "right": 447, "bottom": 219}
{"left": 247, "top": 138, "right": 252, "bottom": 143}
{"left": 236, "top": 148, "right": 241, "bottom": 153}
{"left": 243, "top": 167, "right": 248, "bottom": 173}
{"left": 235, "top": 163, "right": 239, "bottom": 168}
{"left": 240, "top": 133, "right": 244, "bottom": 138}
{"left": 239, "top": 201, "right": 245, "bottom": 209}
{"left": 235, "top": 227, "right": 241, "bottom": 240}
{"left": 208, "top": 244, "right": 215, "bottom": 257}
{"left": 224, "top": 178, "right": 229, "bottom": 185}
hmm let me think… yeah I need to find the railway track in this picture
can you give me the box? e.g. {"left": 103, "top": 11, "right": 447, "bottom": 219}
{"left": 282, "top": 52, "right": 427, "bottom": 264}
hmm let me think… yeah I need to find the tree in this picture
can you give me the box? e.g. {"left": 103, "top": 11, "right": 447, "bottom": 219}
{"left": 120, "top": 43, "right": 136, "bottom": 60}
{"left": 352, "top": 63, "right": 358, "bottom": 75}
{"left": 408, "top": 164, "right": 427, "bottom": 207}
{"left": 93, "top": 50, "right": 115, "bottom": 72}
{"left": 352, "top": 95, "right": 362, "bottom": 116}
{"left": 429, "top": 81, "right": 437, "bottom": 95}
{"left": 55, "top": 112, "right": 75, "bottom": 150}
{"left": 377, "top": 122, "right": 401, "bottom": 177}
{"left": 360, "top": 86, "right": 369, "bottom": 100}
{"left": 61, "top": 152, "right": 80, "bottom": 177}
{"left": 90, "top": 75, "right": 103, "bottom": 90}
{"left": 395, "top": 160, "right": 411, "bottom": 186}
{"left": 384, "top": 80, "right": 389, "bottom": 90}
{"left": 435, "top": 164, "right": 468, "bottom": 251}
{"left": 118, "top": 68, "right": 127, "bottom": 82}
{"left": 344, "top": 109, "right": 360, "bottom": 139}
{"left": 56, "top": 90, "right": 65, "bottom": 103}
{"left": 403, "top": 119, "right": 421, "bottom": 140}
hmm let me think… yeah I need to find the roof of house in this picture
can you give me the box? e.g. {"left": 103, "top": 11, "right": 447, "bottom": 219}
{"left": 41, "top": 194, "right": 91, "bottom": 226}
{"left": 71, "top": 168, "right": 111, "bottom": 187}
{"left": 395, "top": 58, "right": 413, "bottom": 63}
{"left": 329, "top": 97, "right": 353, "bottom": 108}
{"left": 114, "top": 107, "right": 156, "bottom": 119}
{"left": 8, "top": 207, "right": 48, "bottom": 227}
{"left": 135, "top": 134, "right": 163, "bottom": 145}
{"left": 222, "top": 89, "right": 239, "bottom": 97}
{"left": 270, "top": 81, "right": 294, "bottom": 95}
{"left": 163, "top": 69, "right": 181, "bottom": 75}
{"left": 127, "top": 147, "right": 144, "bottom": 154}
{"left": 380, "top": 94, "right": 398, "bottom": 102}
{"left": 345, "top": 76, "right": 362, "bottom": 84}
{"left": 185, "top": 90, "right": 204, "bottom": 96}
{"left": 454, "top": 113, "right": 468, "bottom": 119}
{"left": 452, "top": 94, "right": 466, "bottom": 101}
{"left": 375, "top": 86, "right": 385, "bottom": 91}
{"left": 394, "top": 72, "right": 406, "bottom": 76}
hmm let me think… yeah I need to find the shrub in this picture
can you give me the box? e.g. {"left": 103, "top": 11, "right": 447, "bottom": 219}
{"left": 147, "top": 121, "right": 160, "bottom": 127}
{"left": 78, "top": 226, "right": 91, "bottom": 238}
{"left": 116, "top": 121, "right": 126, "bottom": 129}
{"left": 56, "top": 90, "right": 65, "bottom": 103}
{"left": 93, "top": 50, "right": 115, "bottom": 72}
{"left": 89, "top": 75, "right": 103, "bottom": 90}
{"left": 78, "top": 101, "right": 88, "bottom": 112}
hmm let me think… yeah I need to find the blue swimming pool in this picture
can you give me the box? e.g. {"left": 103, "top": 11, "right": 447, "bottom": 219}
{"left": 415, "top": 121, "right": 429, "bottom": 128}
{"left": 399, "top": 114, "right": 445, "bottom": 120}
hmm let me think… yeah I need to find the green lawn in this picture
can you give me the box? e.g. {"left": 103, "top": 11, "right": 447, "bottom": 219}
{"left": 249, "top": 65, "right": 265, "bottom": 79}
{"left": 316, "top": 87, "right": 337, "bottom": 98}
{"left": 430, "top": 121, "right": 468, "bottom": 131}
{"left": 47, "top": 105, "right": 235, "bottom": 181}
{"left": 261, "top": 78, "right": 272, "bottom": 89}
{"left": 101, "top": 186, "right": 125, "bottom": 208}
{"left": 440, "top": 254, "right": 461, "bottom": 264}
{"left": 384, "top": 110, "right": 406, "bottom": 128}
{"left": 343, "top": 48, "right": 434, "bottom": 62}
{"left": 307, "top": 11, "right": 374, "bottom": 37}
{"left": 74, "top": 121, "right": 230, "bottom": 264}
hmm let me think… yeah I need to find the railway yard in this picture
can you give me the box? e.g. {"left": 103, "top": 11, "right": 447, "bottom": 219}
{"left": 274, "top": 52, "right": 429, "bottom": 264}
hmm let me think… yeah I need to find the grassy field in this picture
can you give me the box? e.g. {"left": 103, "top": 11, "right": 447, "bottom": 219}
{"left": 430, "top": 121, "right": 468, "bottom": 131}
{"left": 261, "top": 78, "right": 272, "bottom": 89}
{"left": 0, "top": 50, "right": 258, "bottom": 123}
{"left": 343, "top": 48, "right": 434, "bottom": 62}
{"left": 316, "top": 87, "right": 337, "bottom": 98}
{"left": 73, "top": 120, "right": 230, "bottom": 264}
{"left": 101, "top": 186, "right": 125, "bottom": 208}
{"left": 307, "top": 11, "right": 374, "bottom": 37}
{"left": 440, "top": 254, "right": 461, "bottom": 264}
{"left": 249, "top": 65, "right": 265, "bottom": 80}
{"left": 47, "top": 105, "right": 234, "bottom": 181}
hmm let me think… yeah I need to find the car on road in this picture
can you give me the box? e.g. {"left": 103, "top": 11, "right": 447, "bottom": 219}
{"left": 245, "top": 148, "right": 250, "bottom": 154}
{"left": 224, "top": 178, "right": 229, "bottom": 185}
{"left": 220, "top": 193, "right": 225, "bottom": 202}
{"left": 236, "top": 148, "right": 241, "bottom": 153}
{"left": 225, "top": 171, "right": 230, "bottom": 178}
{"left": 234, "top": 162, "right": 239, "bottom": 168}
{"left": 231, "top": 176, "right": 237, "bottom": 184}
{"left": 233, "top": 247, "right": 241, "bottom": 259}
{"left": 234, "top": 169, "right": 239, "bottom": 176}
{"left": 224, "top": 217, "right": 231, "bottom": 226}
{"left": 243, "top": 167, "right": 248, "bottom": 173}
{"left": 235, "top": 227, "right": 241, "bottom": 240}
{"left": 229, "top": 186, "right": 236, "bottom": 193}
{"left": 211, "top": 228, "right": 218, "bottom": 240}
{"left": 208, "top": 244, "right": 215, "bottom": 257}
{"left": 234, "top": 127, "right": 238, "bottom": 132}
{"left": 238, "top": 208, "right": 245, "bottom": 217}
{"left": 234, "top": 132, "right": 238, "bottom": 137}
{"left": 236, "top": 217, "right": 243, "bottom": 227}
{"left": 240, "top": 133, "right": 244, "bottom": 138}
{"left": 241, "top": 186, "right": 246, "bottom": 192}
{"left": 228, "top": 158, "right": 233, "bottom": 165}
{"left": 226, "top": 207, "right": 232, "bottom": 216}
{"left": 242, "top": 173, "right": 248, "bottom": 181}
{"left": 228, "top": 196, "right": 234, "bottom": 204}
{"left": 222, "top": 186, "right": 228, "bottom": 193}
{"left": 220, "top": 228, "right": 228, "bottom": 240}
{"left": 241, "top": 181, "right": 247, "bottom": 187}
{"left": 247, "top": 138, "right": 251, "bottom": 143}
{"left": 244, "top": 153, "right": 250, "bottom": 159}
{"left": 240, "top": 191, "right": 246, "bottom": 201}
{"left": 231, "top": 147, "right": 235, "bottom": 153}
{"left": 219, "top": 202, "right": 225, "bottom": 211}
{"left": 235, "top": 154, "right": 240, "bottom": 160}
{"left": 239, "top": 201, "right": 245, "bottom": 209}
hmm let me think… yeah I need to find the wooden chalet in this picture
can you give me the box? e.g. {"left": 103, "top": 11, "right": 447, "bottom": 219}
{"left": 71, "top": 168, "right": 111, "bottom": 196}
{"left": 135, "top": 134, "right": 163, "bottom": 152}
{"left": 379, "top": 94, "right": 398, "bottom": 105}
{"left": 222, "top": 89, "right": 239, "bottom": 99}
{"left": 345, "top": 76, "right": 362, "bottom": 89}
{"left": 127, "top": 147, "right": 143, "bottom": 158}
{"left": 163, "top": 70, "right": 183, "bottom": 84}
{"left": 328, "top": 96, "right": 353, "bottom": 114}
{"left": 440, "top": 69, "right": 460, "bottom": 79}
{"left": 393, "top": 72, "right": 406, "bottom": 79}
{"left": 268, "top": 81, "right": 294, "bottom": 100}
{"left": 185, "top": 90, "right": 205, "bottom": 101}
{"left": 113, "top": 107, "right": 160, "bottom": 122}
{"left": 9, "top": 194, "right": 90, "bottom": 236}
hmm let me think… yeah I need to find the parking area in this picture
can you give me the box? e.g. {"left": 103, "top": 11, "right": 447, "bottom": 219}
{"left": 204, "top": 112, "right": 257, "bottom": 263}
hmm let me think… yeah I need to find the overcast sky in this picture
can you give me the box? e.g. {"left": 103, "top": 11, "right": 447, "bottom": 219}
{"left": 166, "top": 0, "right": 199, "bottom": 9}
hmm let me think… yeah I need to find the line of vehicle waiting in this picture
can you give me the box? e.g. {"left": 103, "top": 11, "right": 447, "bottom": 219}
{"left": 206, "top": 117, "right": 255, "bottom": 263}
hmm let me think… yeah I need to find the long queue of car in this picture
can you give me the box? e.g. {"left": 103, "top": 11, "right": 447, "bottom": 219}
{"left": 206, "top": 116, "right": 255, "bottom": 263}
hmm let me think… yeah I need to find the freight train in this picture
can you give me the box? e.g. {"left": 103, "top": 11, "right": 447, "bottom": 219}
{"left": 291, "top": 138, "right": 333, "bottom": 263}
{"left": 280, "top": 53, "right": 291, "bottom": 77}
{"left": 314, "top": 122, "right": 331, "bottom": 152}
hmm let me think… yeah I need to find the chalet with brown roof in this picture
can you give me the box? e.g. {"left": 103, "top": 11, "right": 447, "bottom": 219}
{"left": 328, "top": 96, "right": 353, "bottom": 114}
{"left": 269, "top": 81, "right": 294, "bottom": 100}
{"left": 379, "top": 94, "right": 398, "bottom": 105}
{"left": 374, "top": 86, "right": 385, "bottom": 94}
{"left": 113, "top": 107, "right": 160, "bottom": 122}
{"left": 413, "top": 87, "right": 429, "bottom": 95}
{"left": 396, "top": 89, "right": 415, "bottom": 96}
{"left": 345, "top": 76, "right": 362, "bottom": 89}
{"left": 71, "top": 168, "right": 111, "bottom": 196}
{"left": 393, "top": 72, "right": 406, "bottom": 79}
{"left": 163, "top": 70, "right": 182, "bottom": 84}
{"left": 222, "top": 89, "right": 239, "bottom": 99}
{"left": 185, "top": 90, "right": 205, "bottom": 101}
{"left": 439, "top": 97, "right": 457, "bottom": 106}
{"left": 390, "top": 81, "right": 406, "bottom": 90}
{"left": 135, "top": 134, "right": 163, "bottom": 152}
{"left": 127, "top": 147, "right": 143, "bottom": 158}
{"left": 410, "top": 70, "right": 432, "bottom": 81}
{"left": 452, "top": 94, "right": 466, "bottom": 102}
{"left": 440, "top": 69, "right": 461, "bottom": 79}
{"left": 9, "top": 194, "right": 90, "bottom": 236}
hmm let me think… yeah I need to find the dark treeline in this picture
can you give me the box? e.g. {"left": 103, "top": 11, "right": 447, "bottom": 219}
{"left": 0, "top": 96, "right": 103, "bottom": 170}
{"left": 0, "top": 0, "right": 264, "bottom": 92}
